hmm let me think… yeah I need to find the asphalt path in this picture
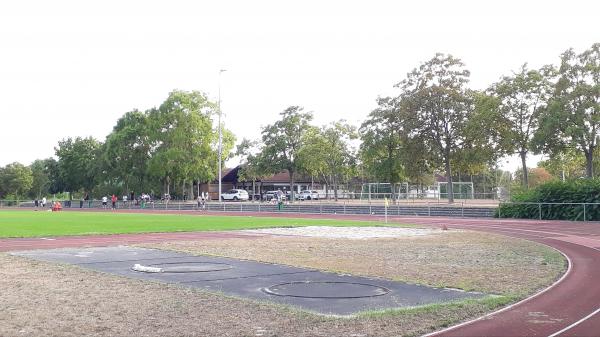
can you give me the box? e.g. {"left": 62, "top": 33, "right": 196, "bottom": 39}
{"left": 1, "top": 209, "right": 598, "bottom": 336}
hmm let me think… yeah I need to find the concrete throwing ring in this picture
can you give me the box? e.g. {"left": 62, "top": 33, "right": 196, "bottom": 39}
{"left": 262, "top": 281, "right": 390, "bottom": 299}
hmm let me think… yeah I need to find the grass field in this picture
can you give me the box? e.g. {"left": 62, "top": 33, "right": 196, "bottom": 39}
{"left": 0, "top": 210, "right": 391, "bottom": 238}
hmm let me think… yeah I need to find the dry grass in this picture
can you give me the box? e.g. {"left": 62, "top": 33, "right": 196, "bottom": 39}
{"left": 2, "top": 253, "right": 511, "bottom": 337}
{"left": 142, "top": 230, "right": 565, "bottom": 296}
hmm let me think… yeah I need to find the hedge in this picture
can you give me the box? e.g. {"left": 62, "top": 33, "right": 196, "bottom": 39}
{"left": 496, "top": 179, "right": 600, "bottom": 221}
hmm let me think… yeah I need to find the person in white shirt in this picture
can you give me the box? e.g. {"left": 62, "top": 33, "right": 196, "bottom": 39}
{"left": 41, "top": 197, "right": 47, "bottom": 208}
{"left": 102, "top": 196, "right": 108, "bottom": 209}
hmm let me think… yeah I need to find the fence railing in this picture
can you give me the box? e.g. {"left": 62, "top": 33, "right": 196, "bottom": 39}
{"left": 0, "top": 199, "right": 497, "bottom": 218}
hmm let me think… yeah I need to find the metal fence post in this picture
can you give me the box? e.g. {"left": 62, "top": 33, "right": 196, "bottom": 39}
{"left": 583, "top": 203, "right": 586, "bottom": 221}
{"left": 258, "top": 203, "right": 261, "bottom": 213}
{"left": 539, "top": 203, "right": 542, "bottom": 220}
{"left": 461, "top": 202, "right": 464, "bottom": 218}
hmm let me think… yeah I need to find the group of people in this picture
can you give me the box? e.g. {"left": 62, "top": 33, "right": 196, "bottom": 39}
{"left": 33, "top": 197, "right": 47, "bottom": 208}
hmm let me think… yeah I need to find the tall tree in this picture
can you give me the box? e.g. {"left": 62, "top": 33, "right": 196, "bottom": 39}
{"left": 359, "top": 97, "right": 407, "bottom": 190}
{"left": 235, "top": 138, "right": 264, "bottom": 198}
{"left": 538, "top": 44, "right": 600, "bottom": 177}
{"left": 55, "top": 137, "right": 102, "bottom": 196}
{"left": 299, "top": 120, "right": 357, "bottom": 201}
{"left": 399, "top": 53, "right": 473, "bottom": 203}
{"left": 491, "top": 64, "right": 554, "bottom": 188}
{"left": 28, "top": 159, "right": 52, "bottom": 198}
{"left": 147, "top": 90, "right": 225, "bottom": 198}
{"left": 257, "top": 106, "right": 313, "bottom": 202}
{"left": 0, "top": 162, "right": 33, "bottom": 199}
{"left": 103, "top": 109, "right": 152, "bottom": 195}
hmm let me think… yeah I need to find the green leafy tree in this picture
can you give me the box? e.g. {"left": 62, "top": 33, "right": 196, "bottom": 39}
{"left": 299, "top": 120, "right": 357, "bottom": 201}
{"left": 0, "top": 162, "right": 33, "bottom": 199}
{"left": 257, "top": 106, "right": 313, "bottom": 202}
{"left": 537, "top": 44, "right": 600, "bottom": 177}
{"left": 235, "top": 138, "right": 264, "bottom": 197}
{"left": 359, "top": 97, "right": 407, "bottom": 189}
{"left": 55, "top": 137, "right": 102, "bottom": 197}
{"left": 491, "top": 64, "right": 554, "bottom": 188}
{"left": 148, "top": 90, "right": 224, "bottom": 198}
{"left": 103, "top": 109, "right": 152, "bottom": 195}
{"left": 398, "top": 53, "right": 473, "bottom": 203}
{"left": 28, "top": 159, "right": 52, "bottom": 198}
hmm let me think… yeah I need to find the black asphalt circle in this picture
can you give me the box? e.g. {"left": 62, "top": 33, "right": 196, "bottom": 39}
{"left": 13, "top": 246, "right": 486, "bottom": 315}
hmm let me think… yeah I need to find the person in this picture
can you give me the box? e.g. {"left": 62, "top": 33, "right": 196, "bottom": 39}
{"left": 123, "top": 195, "right": 128, "bottom": 208}
{"left": 277, "top": 189, "right": 284, "bottom": 211}
{"left": 130, "top": 191, "right": 134, "bottom": 203}
{"left": 102, "top": 196, "right": 108, "bottom": 209}
{"left": 111, "top": 194, "right": 117, "bottom": 210}
{"left": 79, "top": 196, "right": 84, "bottom": 208}
{"left": 84, "top": 193, "right": 90, "bottom": 208}
{"left": 34, "top": 199, "right": 39, "bottom": 208}
{"left": 41, "top": 197, "right": 47, "bottom": 209}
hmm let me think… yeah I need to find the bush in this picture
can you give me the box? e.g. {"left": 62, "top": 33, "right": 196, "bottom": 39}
{"left": 496, "top": 179, "right": 600, "bottom": 220}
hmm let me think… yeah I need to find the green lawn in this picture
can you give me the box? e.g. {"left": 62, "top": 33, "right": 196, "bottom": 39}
{"left": 0, "top": 210, "right": 394, "bottom": 238}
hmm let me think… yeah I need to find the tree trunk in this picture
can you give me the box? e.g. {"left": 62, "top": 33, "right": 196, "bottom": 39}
{"left": 585, "top": 149, "right": 594, "bottom": 178}
{"left": 333, "top": 175, "right": 338, "bottom": 201}
{"left": 445, "top": 156, "right": 454, "bottom": 203}
{"left": 520, "top": 152, "right": 528, "bottom": 188}
{"left": 288, "top": 169, "right": 295, "bottom": 203}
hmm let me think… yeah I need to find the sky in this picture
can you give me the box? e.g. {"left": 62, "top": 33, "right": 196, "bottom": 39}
{"left": 0, "top": 0, "right": 598, "bottom": 172}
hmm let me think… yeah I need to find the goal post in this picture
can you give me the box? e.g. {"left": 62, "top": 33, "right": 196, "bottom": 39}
{"left": 436, "top": 182, "right": 474, "bottom": 200}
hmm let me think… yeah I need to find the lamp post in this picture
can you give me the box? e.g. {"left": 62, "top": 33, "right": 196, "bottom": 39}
{"left": 218, "top": 69, "right": 226, "bottom": 202}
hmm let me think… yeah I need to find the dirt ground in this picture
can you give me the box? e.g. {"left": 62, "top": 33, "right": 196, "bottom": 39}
{"left": 143, "top": 230, "right": 565, "bottom": 296}
{"left": 1, "top": 230, "right": 565, "bottom": 337}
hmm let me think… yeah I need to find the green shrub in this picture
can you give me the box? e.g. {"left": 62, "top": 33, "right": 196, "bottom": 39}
{"left": 496, "top": 179, "right": 600, "bottom": 220}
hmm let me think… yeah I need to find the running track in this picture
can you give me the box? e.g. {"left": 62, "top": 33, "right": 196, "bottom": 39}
{"left": 1, "top": 209, "right": 599, "bottom": 336}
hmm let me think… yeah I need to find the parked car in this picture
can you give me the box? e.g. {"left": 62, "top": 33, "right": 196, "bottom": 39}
{"left": 298, "top": 190, "right": 319, "bottom": 200}
{"left": 263, "top": 190, "right": 286, "bottom": 201}
{"left": 221, "top": 189, "right": 249, "bottom": 201}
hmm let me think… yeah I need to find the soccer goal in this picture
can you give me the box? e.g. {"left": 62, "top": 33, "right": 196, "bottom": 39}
{"left": 360, "top": 183, "right": 409, "bottom": 200}
{"left": 436, "top": 182, "right": 474, "bottom": 200}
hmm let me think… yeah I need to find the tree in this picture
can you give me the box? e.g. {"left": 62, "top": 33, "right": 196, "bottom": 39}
{"left": 300, "top": 120, "right": 357, "bottom": 201}
{"left": 103, "top": 109, "right": 152, "bottom": 196}
{"left": 147, "top": 90, "right": 227, "bottom": 198}
{"left": 257, "top": 106, "right": 313, "bottom": 202}
{"left": 398, "top": 53, "right": 473, "bottom": 203}
{"left": 28, "top": 159, "right": 52, "bottom": 198}
{"left": 491, "top": 63, "right": 554, "bottom": 188}
{"left": 538, "top": 44, "right": 600, "bottom": 177}
{"left": 359, "top": 97, "right": 407, "bottom": 191}
{"left": 235, "top": 138, "right": 264, "bottom": 198}
{"left": 55, "top": 137, "right": 102, "bottom": 196}
{"left": 0, "top": 162, "right": 33, "bottom": 199}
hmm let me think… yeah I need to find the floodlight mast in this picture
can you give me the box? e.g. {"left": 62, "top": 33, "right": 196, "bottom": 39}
{"left": 218, "top": 69, "right": 226, "bottom": 203}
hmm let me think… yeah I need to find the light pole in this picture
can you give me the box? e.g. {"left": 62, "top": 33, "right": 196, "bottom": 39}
{"left": 218, "top": 69, "right": 226, "bottom": 202}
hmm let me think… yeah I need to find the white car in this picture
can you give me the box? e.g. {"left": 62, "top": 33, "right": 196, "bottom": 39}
{"left": 221, "top": 189, "right": 249, "bottom": 201}
{"left": 298, "top": 190, "right": 319, "bottom": 200}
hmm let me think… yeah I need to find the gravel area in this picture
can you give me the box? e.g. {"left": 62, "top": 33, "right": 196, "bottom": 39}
{"left": 244, "top": 226, "right": 439, "bottom": 239}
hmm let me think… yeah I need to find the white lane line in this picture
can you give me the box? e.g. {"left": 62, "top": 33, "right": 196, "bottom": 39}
{"left": 548, "top": 307, "right": 600, "bottom": 337}
{"left": 421, "top": 249, "right": 573, "bottom": 337}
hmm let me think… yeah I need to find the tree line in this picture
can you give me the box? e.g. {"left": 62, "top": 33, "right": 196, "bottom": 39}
{"left": 1, "top": 43, "right": 598, "bottom": 202}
